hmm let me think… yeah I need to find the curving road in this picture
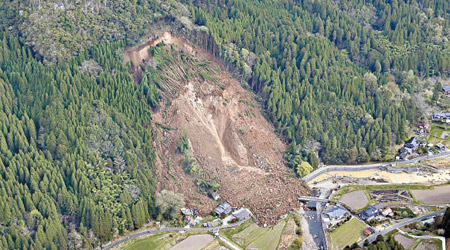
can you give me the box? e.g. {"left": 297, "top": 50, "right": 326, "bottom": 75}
{"left": 358, "top": 209, "right": 446, "bottom": 247}
{"left": 303, "top": 151, "right": 450, "bottom": 182}
{"left": 102, "top": 218, "right": 249, "bottom": 250}
{"left": 397, "top": 229, "right": 446, "bottom": 250}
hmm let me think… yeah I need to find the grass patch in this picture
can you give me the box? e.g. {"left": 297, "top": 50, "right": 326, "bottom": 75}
{"left": 232, "top": 223, "right": 268, "bottom": 247}
{"left": 428, "top": 122, "right": 450, "bottom": 147}
{"left": 246, "top": 220, "right": 287, "bottom": 250}
{"left": 222, "top": 218, "right": 288, "bottom": 250}
{"left": 221, "top": 219, "right": 253, "bottom": 240}
{"left": 330, "top": 218, "right": 366, "bottom": 249}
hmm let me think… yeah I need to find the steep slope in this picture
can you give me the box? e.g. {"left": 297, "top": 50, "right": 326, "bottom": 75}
{"left": 126, "top": 32, "right": 309, "bottom": 224}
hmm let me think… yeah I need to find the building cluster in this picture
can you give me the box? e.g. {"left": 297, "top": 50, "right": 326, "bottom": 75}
{"left": 432, "top": 112, "right": 450, "bottom": 123}
{"left": 180, "top": 207, "right": 202, "bottom": 226}
{"left": 397, "top": 133, "right": 446, "bottom": 160}
{"left": 180, "top": 202, "right": 252, "bottom": 228}
{"left": 397, "top": 136, "right": 426, "bottom": 160}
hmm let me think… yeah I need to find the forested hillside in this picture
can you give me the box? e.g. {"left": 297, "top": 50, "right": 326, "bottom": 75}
{"left": 0, "top": 34, "right": 160, "bottom": 249}
{"left": 0, "top": 0, "right": 187, "bottom": 63}
{"left": 186, "top": 0, "right": 450, "bottom": 165}
{"left": 2, "top": 0, "right": 449, "bottom": 167}
{"left": 0, "top": 0, "right": 449, "bottom": 248}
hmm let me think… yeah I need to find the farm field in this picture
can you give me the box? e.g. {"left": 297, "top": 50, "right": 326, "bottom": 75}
{"left": 428, "top": 123, "right": 450, "bottom": 147}
{"left": 232, "top": 223, "right": 267, "bottom": 246}
{"left": 169, "top": 234, "right": 214, "bottom": 250}
{"left": 121, "top": 232, "right": 178, "bottom": 250}
{"left": 330, "top": 218, "right": 365, "bottom": 250}
{"left": 222, "top": 218, "right": 288, "bottom": 250}
{"left": 246, "top": 220, "right": 286, "bottom": 250}
{"left": 340, "top": 190, "right": 368, "bottom": 210}
{"left": 411, "top": 185, "right": 450, "bottom": 204}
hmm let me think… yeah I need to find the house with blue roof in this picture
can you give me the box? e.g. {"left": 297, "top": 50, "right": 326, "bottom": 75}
{"left": 359, "top": 205, "right": 378, "bottom": 221}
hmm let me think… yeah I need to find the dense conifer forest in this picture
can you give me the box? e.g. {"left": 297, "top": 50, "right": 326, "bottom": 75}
{"left": 0, "top": 0, "right": 449, "bottom": 248}
{"left": 188, "top": 0, "right": 450, "bottom": 166}
{"left": 0, "top": 34, "right": 160, "bottom": 248}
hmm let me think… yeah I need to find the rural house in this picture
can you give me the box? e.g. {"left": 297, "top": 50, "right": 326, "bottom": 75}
{"left": 381, "top": 207, "right": 394, "bottom": 218}
{"left": 404, "top": 137, "right": 419, "bottom": 150}
{"left": 215, "top": 202, "right": 232, "bottom": 215}
{"left": 363, "top": 227, "right": 375, "bottom": 236}
{"left": 435, "top": 143, "right": 446, "bottom": 151}
{"left": 420, "top": 218, "right": 435, "bottom": 227}
{"left": 360, "top": 206, "right": 378, "bottom": 221}
{"left": 443, "top": 85, "right": 450, "bottom": 94}
{"left": 232, "top": 208, "right": 252, "bottom": 221}
{"left": 181, "top": 208, "right": 193, "bottom": 216}
{"left": 325, "top": 206, "right": 349, "bottom": 221}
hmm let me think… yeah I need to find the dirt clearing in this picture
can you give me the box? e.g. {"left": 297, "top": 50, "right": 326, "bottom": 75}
{"left": 415, "top": 239, "right": 442, "bottom": 250}
{"left": 394, "top": 234, "right": 415, "bottom": 249}
{"left": 411, "top": 185, "right": 450, "bottom": 204}
{"left": 310, "top": 169, "right": 450, "bottom": 184}
{"left": 340, "top": 190, "right": 368, "bottom": 210}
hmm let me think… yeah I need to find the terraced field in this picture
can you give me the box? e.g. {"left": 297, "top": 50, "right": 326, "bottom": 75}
{"left": 247, "top": 221, "right": 286, "bottom": 250}
{"left": 232, "top": 224, "right": 268, "bottom": 246}
{"left": 222, "top": 218, "right": 289, "bottom": 250}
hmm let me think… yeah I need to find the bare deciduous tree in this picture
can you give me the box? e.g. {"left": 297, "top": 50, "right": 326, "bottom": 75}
{"left": 156, "top": 190, "right": 185, "bottom": 219}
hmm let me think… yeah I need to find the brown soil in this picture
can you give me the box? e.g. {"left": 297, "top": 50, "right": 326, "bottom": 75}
{"left": 341, "top": 190, "right": 368, "bottom": 210}
{"left": 415, "top": 240, "right": 439, "bottom": 250}
{"left": 411, "top": 185, "right": 450, "bottom": 204}
{"left": 129, "top": 32, "right": 309, "bottom": 225}
{"left": 278, "top": 218, "right": 298, "bottom": 250}
{"left": 394, "top": 234, "right": 416, "bottom": 249}
{"left": 124, "top": 31, "right": 195, "bottom": 83}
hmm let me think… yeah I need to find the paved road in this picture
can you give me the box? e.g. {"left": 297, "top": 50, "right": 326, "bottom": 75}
{"left": 102, "top": 218, "right": 249, "bottom": 250}
{"left": 373, "top": 202, "right": 446, "bottom": 210}
{"left": 358, "top": 209, "right": 446, "bottom": 247}
{"left": 298, "top": 196, "right": 330, "bottom": 203}
{"left": 303, "top": 151, "right": 450, "bottom": 182}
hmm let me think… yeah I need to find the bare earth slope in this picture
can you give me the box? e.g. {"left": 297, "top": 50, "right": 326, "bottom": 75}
{"left": 126, "top": 32, "right": 309, "bottom": 225}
